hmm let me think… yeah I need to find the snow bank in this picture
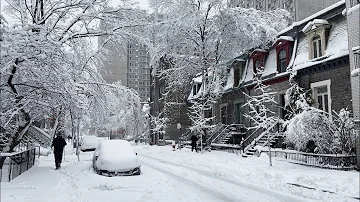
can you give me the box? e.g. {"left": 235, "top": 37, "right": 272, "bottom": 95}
{"left": 95, "top": 140, "right": 140, "bottom": 172}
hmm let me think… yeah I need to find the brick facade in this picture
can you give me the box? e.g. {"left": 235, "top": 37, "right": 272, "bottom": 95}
{"left": 297, "top": 58, "right": 353, "bottom": 114}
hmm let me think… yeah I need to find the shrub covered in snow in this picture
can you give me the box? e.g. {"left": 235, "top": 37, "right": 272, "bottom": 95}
{"left": 285, "top": 108, "right": 357, "bottom": 154}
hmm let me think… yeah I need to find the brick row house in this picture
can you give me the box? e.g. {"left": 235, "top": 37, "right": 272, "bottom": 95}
{"left": 188, "top": 1, "right": 357, "bottom": 153}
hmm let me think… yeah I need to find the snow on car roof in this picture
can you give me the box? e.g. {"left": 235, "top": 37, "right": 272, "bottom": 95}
{"left": 99, "top": 140, "right": 134, "bottom": 154}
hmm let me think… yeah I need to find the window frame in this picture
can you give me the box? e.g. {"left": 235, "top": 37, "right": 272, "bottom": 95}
{"left": 220, "top": 104, "right": 228, "bottom": 124}
{"left": 312, "top": 35, "right": 322, "bottom": 59}
{"left": 278, "top": 49, "right": 287, "bottom": 73}
{"left": 310, "top": 79, "right": 332, "bottom": 119}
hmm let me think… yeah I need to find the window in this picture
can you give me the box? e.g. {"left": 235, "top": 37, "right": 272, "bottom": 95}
{"left": 312, "top": 35, "right": 322, "bottom": 59}
{"left": 255, "top": 59, "right": 262, "bottom": 69}
{"left": 234, "top": 102, "right": 244, "bottom": 124}
{"left": 234, "top": 67, "right": 240, "bottom": 87}
{"left": 311, "top": 80, "right": 332, "bottom": 116}
{"left": 278, "top": 49, "right": 287, "bottom": 73}
{"left": 220, "top": 105, "right": 227, "bottom": 124}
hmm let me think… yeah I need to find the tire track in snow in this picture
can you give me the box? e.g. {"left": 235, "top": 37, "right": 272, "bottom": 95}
{"left": 142, "top": 159, "right": 240, "bottom": 202}
{"left": 140, "top": 155, "right": 315, "bottom": 202}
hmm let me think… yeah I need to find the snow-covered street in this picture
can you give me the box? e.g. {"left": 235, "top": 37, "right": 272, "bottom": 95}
{"left": 1, "top": 143, "right": 359, "bottom": 202}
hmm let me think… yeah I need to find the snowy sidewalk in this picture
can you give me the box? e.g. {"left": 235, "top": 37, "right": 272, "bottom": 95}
{"left": 134, "top": 145, "right": 360, "bottom": 202}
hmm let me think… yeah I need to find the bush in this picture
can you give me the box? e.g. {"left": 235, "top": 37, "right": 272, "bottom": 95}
{"left": 285, "top": 108, "right": 358, "bottom": 154}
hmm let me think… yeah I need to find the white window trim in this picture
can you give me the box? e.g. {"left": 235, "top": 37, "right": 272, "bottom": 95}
{"left": 310, "top": 79, "right": 332, "bottom": 119}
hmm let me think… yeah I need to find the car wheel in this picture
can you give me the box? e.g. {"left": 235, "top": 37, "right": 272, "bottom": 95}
{"left": 133, "top": 168, "right": 141, "bottom": 175}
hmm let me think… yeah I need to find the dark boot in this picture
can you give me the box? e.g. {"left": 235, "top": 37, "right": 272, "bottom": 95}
{"left": 55, "top": 163, "right": 60, "bottom": 169}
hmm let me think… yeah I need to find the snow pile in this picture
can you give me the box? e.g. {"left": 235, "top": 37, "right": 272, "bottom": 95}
{"left": 94, "top": 140, "right": 140, "bottom": 172}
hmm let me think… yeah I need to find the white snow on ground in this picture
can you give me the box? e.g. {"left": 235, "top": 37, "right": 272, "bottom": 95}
{"left": 134, "top": 145, "right": 360, "bottom": 202}
{"left": 1, "top": 143, "right": 359, "bottom": 202}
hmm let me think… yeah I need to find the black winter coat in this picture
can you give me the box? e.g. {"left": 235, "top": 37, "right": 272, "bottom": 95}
{"left": 52, "top": 136, "right": 67, "bottom": 154}
{"left": 190, "top": 135, "right": 198, "bottom": 146}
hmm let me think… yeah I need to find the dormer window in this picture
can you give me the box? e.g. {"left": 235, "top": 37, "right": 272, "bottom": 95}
{"left": 250, "top": 49, "right": 268, "bottom": 75}
{"left": 273, "top": 36, "right": 294, "bottom": 73}
{"left": 192, "top": 83, "right": 202, "bottom": 96}
{"left": 302, "top": 19, "right": 331, "bottom": 60}
{"left": 312, "top": 35, "right": 322, "bottom": 58}
{"left": 255, "top": 59, "right": 262, "bottom": 70}
{"left": 278, "top": 49, "right": 287, "bottom": 73}
{"left": 234, "top": 67, "right": 240, "bottom": 87}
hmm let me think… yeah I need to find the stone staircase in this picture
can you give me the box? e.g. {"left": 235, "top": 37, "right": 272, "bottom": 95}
{"left": 242, "top": 132, "right": 286, "bottom": 157}
{"left": 209, "top": 124, "right": 246, "bottom": 147}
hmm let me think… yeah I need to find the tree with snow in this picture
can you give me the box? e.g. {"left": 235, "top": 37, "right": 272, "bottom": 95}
{"left": 284, "top": 72, "right": 312, "bottom": 120}
{"left": 243, "top": 67, "right": 280, "bottom": 166}
{"left": 0, "top": 0, "right": 150, "bottom": 155}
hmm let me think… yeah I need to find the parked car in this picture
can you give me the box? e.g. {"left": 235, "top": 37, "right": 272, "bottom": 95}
{"left": 80, "top": 136, "right": 100, "bottom": 152}
{"left": 92, "top": 140, "right": 141, "bottom": 176}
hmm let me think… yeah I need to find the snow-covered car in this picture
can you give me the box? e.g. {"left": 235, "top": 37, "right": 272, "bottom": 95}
{"left": 92, "top": 140, "right": 141, "bottom": 176}
{"left": 80, "top": 136, "right": 100, "bottom": 152}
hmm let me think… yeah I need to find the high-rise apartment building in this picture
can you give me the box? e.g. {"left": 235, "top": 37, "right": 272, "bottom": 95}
{"left": 99, "top": 39, "right": 151, "bottom": 102}
{"left": 127, "top": 42, "right": 151, "bottom": 101}
{"left": 229, "top": 0, "right": 341, "bottom": 21}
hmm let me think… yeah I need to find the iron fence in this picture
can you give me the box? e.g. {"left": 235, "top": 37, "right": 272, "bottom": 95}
{"left": 0, "top": 147, "right": 37, "bottom": 182}
{"left": 262, "top": 150, "right": 357, "bottom": 170}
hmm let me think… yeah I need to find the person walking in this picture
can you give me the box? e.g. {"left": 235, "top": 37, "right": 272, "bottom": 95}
{"left": 190, "top": 134, "right": 198, "bottom": 152}
{"left": 51, "top": 131, "right": 67, "bottom": 169}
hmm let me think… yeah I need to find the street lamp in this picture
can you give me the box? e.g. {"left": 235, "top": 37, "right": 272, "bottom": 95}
{"left": 177, "top": 123, "right": 182, "bottom": 149}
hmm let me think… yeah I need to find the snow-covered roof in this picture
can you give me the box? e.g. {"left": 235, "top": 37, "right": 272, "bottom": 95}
{"left": 250, "top": 49, "right": 267, "bottom": 56}
{"left": 293, "top": 20, "right": 348, "bottom": 71}
{"left": 302, "top": 19, "right": 330, "bottom": 33}
{"left": 192, "top": 75, "right": 202, "bottom": 83}
{"left": 243, "top": 59, "right": 254, "bottom": 82}
{"left": 353, "top": 46, "right": 360, "bottom": 54}
{"left": 272, "top": 36, "right": 294, "bottom": 46}
{"left": 351, "top": 68, "right": 360, "bottom": 77}
{"left": 262, "top": 49, "right": 277, "bottom": 77}
{"left": 278, "top": 0, "right": 345, "bottom": 35}
{"left": 346, "top": 3, "right": 360, "bottom": 15}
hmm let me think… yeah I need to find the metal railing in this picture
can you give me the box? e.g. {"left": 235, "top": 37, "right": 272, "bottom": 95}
{"left": 262, "top": 150, "right": 357, "bottom": 170}
{"left": 0, "top": 147, "right": 37, "bottom": 182}
{"left": 211, "top": 124, "right": 245, "bottom": 144}
{"left": 243, "top": 122, "right": 278, "bottom": 153}
{"left": 205, "top": 124, "right": 225, "bottom": 145}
